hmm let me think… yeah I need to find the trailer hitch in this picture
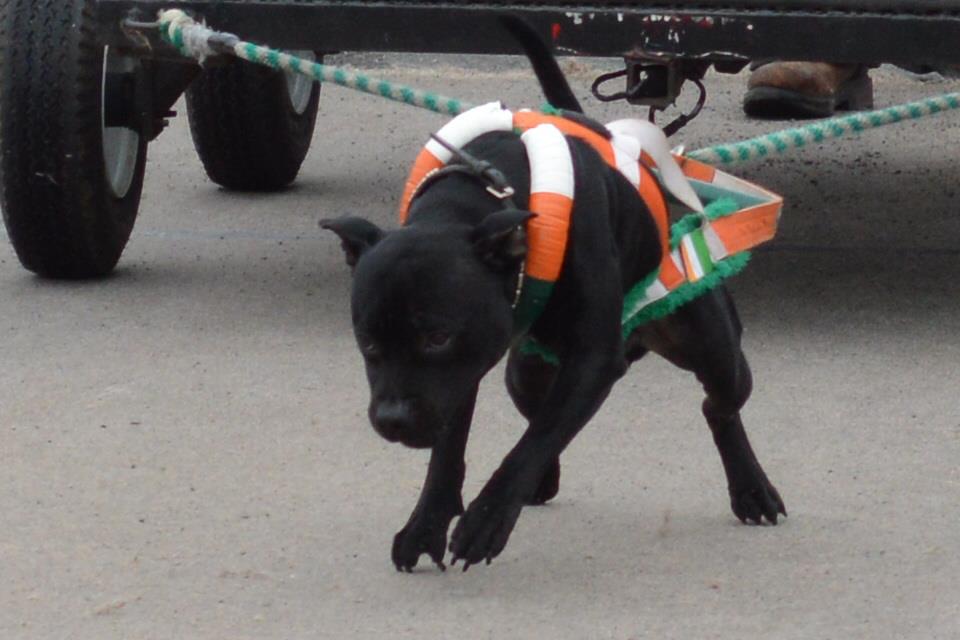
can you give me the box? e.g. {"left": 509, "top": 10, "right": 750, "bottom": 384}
{"left": 591, "top": 53, "right": 710, "bottom": 136}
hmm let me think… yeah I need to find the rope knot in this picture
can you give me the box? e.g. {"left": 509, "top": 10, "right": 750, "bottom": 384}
{"left": 158, "top": 9, "right": 217, "bottom": 63}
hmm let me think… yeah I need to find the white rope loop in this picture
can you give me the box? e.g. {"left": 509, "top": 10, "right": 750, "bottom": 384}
{"left": 158, "top": 9, "right": 218, "bottom": 63}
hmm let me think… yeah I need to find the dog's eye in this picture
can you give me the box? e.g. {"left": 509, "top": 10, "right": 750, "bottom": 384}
{"left": 421, "top": 331, "right": 452, "bottom": 352}
{"left": 356, "top": 333, "right": 380, "bottom": 358}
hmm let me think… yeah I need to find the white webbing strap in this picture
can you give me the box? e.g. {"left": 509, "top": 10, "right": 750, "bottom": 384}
{"left": 521, "top": 125, "right": 575, "bottom": 199}
{"left": 424, "top": 101, "right": 514, "bottom": 162}
{"left": 606, "top": 118, "right": 704, "bottom": 213}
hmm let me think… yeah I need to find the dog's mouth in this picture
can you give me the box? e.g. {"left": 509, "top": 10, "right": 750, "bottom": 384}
{"left": 393, "top": 430, "right": 437, "bottom": 449}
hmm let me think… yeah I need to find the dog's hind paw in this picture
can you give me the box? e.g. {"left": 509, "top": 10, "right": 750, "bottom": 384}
{"left": 730, "top": 473, "right": 786, "bottom": 525}
{"left": 392, "top": 507, "right": 459, "bottom": 573}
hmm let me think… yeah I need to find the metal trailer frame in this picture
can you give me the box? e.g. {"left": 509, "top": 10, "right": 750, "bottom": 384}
{"left": 97, "top": 1, "right": 960, "bottom": 69}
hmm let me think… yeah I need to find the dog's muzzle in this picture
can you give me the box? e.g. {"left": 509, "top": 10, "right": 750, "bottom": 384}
{"left": 369, "top": 399, "right": 438, "bottom": 449}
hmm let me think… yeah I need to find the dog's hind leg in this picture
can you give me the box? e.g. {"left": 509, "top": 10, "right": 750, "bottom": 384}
{"left": 505, "top": 348, "right": 561, "bottom": 505}
{"left": 641, "top": 286, "right": 786, "bottom": 525}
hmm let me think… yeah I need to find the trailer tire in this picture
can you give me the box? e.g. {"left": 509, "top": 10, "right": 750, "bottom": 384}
{"left": 0, "top": 0, "right": 148, "bottom": 279}
{"left": 186, "top": 55, "right": 320, "bottom": 192}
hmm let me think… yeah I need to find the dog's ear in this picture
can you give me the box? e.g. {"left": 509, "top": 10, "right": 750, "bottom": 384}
{"left": 320, "top": 216, "right": 385, "bottom": 268}
{"left": 471, "top": 209, "right": 535, "bottom": 271}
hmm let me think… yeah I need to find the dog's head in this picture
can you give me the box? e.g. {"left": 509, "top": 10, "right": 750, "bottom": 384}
{"left": 322, "top": 209, "right": 532, "bottom": 448}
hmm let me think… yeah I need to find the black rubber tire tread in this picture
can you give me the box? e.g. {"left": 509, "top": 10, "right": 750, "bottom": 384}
{"left": 185, "top": 58, "right": 320, "bottom": 192}
{"left": 0, "top": 0, "right": 147, "bottom": 278}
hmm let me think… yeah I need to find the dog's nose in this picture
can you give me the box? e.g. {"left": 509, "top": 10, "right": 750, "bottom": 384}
{"left": 371, "top": 401, "right": 413, "bottom": 442}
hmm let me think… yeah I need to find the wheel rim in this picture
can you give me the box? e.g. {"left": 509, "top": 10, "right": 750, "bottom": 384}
{"left": 285, "top": 51, "right": 317, "bottom": 115}
{"left": 101, "top": 47, "right": 141, "bottom": 199}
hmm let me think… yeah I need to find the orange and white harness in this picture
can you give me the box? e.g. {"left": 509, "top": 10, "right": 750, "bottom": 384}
{"left": 399, "top": 101, "right": 782, "bottom": 337}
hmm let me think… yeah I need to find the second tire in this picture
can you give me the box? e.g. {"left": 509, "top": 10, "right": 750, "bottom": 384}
{"left": 186, "top": 55, "right": 321, "bottom": 192}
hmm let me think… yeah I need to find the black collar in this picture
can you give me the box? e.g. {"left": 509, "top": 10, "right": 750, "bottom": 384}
{"left": 408, "top": 134, "right": 518, "bottom": 210}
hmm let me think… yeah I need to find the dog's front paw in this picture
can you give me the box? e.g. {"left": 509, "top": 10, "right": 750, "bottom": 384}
{"left": 449, "top": 492, "right": 523, "bottom": 571}
{"left": 392, "top": 504, "right": 461, "bottom": 573}
{"left": 730, "top": 468, "right": 786, "bottom": 525}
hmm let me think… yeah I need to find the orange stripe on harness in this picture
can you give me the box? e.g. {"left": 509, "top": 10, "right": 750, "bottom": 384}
{"left": 526, "top": 191, "right": 573, "bottom": 281}
{"left": 399, "top": 150, "right": 444, "bottom": 223}
{"left": 658, "top": 252, "right": 686, "bottom": 290}
{"left": 675, "top": 155, "right": 717, "bottom": 182}
{"left": 710, "top": 201, "right": 780, "bottom": 255}
{"left": 638, "top": 163, "right": 670, "bottom": 251}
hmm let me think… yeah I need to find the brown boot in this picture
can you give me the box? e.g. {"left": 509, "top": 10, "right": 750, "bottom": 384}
{"left": 743, "top": 62, "right": 873, "bottom": 119}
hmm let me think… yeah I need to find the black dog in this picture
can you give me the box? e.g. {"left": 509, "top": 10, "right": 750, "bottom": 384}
{"left": 322, "top": 18, "right": 785, "bottom": 572}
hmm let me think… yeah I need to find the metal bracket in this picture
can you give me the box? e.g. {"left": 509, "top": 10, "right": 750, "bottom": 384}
{"left": 591, "top": 52, "right": 713, "bottom": 136}
{"left": 650, "top": 77, "right": 707, "bottom": 138}
{"left": 592, "top": 52, "right": 709, "bottom": 108}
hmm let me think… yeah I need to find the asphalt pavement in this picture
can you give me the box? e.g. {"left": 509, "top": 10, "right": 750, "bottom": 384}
{"left": 2, "top": 57, "right": 959, "bottom": 639}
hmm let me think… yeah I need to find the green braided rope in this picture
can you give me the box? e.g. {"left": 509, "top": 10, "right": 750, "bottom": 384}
{"left": 158, "top": 11, "right": 471, "bottom": 117}
{"left": 688, "top": 93, "right": 960, "bottom": 165}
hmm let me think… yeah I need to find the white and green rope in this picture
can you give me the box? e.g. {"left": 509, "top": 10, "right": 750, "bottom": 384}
{"left": 154, "top": 8, "right": 960, "bottom": 166}
{"left": 158, "top": 9, "right": 470, "bottom": 117}
{"left": 687, "top": 93, "right": 960, "bottom": 165}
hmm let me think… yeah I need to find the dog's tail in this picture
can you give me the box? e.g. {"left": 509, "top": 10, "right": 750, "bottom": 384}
{"left": 500, "top": 15, "right": 583, "bottom": 113}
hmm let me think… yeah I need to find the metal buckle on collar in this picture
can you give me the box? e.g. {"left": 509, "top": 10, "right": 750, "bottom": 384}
{"left": 428, "top": 133, "right": 518, "bottom": 208}
{"left": 486, "top": 184, "right": 515, "bottom": 200}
